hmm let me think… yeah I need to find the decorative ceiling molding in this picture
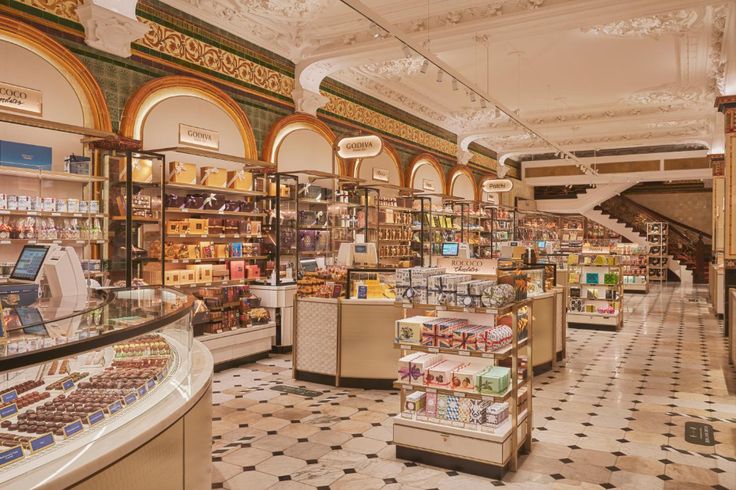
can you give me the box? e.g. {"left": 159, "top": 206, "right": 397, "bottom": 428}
{"left": 581, "top": 8, "right": 701, "bottom": 39}
{"left": 355, "top": 57, "right": 426, "bottom": 81}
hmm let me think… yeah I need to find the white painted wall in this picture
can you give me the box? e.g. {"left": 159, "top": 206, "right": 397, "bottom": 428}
{"left": 276, "top": 128, "right": 334, "bottom": 175}
{"left": 450, "top": 173, "right": 474, "bottom": 200}
{"left": 355, "top": 150, "right": 400, "bottom": 187}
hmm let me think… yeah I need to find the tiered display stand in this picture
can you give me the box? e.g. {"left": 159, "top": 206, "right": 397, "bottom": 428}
{"left": 647, "top": 222, "right": 668, "bottom": 283}
{"left": 615, "top": 243, "right": 649, "bottom": 293}
{"left": 566, "top": 252, "right": 623, "bottom": 331}
{"left": 392, "top": 261, "right": 533, "bottom": 478}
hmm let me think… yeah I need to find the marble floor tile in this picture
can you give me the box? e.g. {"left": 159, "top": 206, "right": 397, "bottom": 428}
{"left": 208, "top": 284, "right": 735, "bottom": 489}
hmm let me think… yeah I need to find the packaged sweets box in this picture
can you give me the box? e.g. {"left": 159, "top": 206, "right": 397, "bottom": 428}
{"left": 478, "top": 366, "right": 510, "bottom": 394}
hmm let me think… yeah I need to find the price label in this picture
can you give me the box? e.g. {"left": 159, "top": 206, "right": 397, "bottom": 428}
{"left": 52, "top": 240, "right": 61, "bottom": 244}
{"left": 399, "top": 345, "right": 410, "bottom": 350}
{"left": 137, "top": 385, "right": 147, "bottom": 397}
{"left": 458, "top": 351, "right": 470, "bottom": 356}
{"left": 179, "top": 234, "right": 186, "bottom": 238}
{"left": 147, "top": 379, "right": 156, "bottom": 390}
{"left": 1, "top": 391, "right": 17, "bottom": 404}
{"left": 62, "top": 378, "right": 75, "bottom": 391}
{"left": 75, "top": 240, "right": 85, "bottom": 244}
{"left": 29, "top": 433, "right": 55, "bottom": 453}
{"left": 428, "top": 348, "right": 439, "bottom": 353}
{"left": 73, "top": 213, "right": 82, "bottom": 217}
{"left": 426, "top": 388, "right": 437, "bottom": 393}
{"left": 0, "top": 446, "right": 24, "bottom": 468}
{"left": 453, "top": 392, "right": 466, "bottom": 398}
{"left": 195, "top": 259, "right": 201, "bottom": 263}
{"left": 219, "top": 234, "right": 225, "bottom": 238}
{"left": 108, "top": 400, "right": 124, "bottom": 414}
{"left": 0, "top": 404, "right": 18, "bottom": 420}
{"left": 217, "top": 210, "right": 224, "bottom": 215}
{"left": 88, "top": 410, "right": 105, "bottom": 426}
{"left": 0, "top": 210, "right": 8, "bottom": 215}
{"left": 124, "top": 392, "right": 137, "bottom": 406}
{"left": 155, "top": 372, "right": 165, "bottom": 383}
{"left": 28, "top": 240, "right": 36, "bottom": 244}
{"left": 0, "top": 241, "right": 9, "bottom": 245}
{"left": 63, "top": 420, "right": 84, "bottom": 438}
{"left": 181, "top": 260, "right": 189, "bottom": 264}
{"left": 50, "top": 212, "right": 59, "bottom": 217}
{"left": 204, "top": 282, "right": 211, "bottom": 287}
{"left": 482, "top": 395, "right": 495, "bottom": 402}
{"left": 234, "top": 235, "right": 240, "bottom": 238}
{"left": 481, "top": 353, "right": 494, "bottom": 358}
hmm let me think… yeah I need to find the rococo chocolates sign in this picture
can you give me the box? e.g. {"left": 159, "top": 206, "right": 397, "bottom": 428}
{"left": 336, "top": 134, "right": 383, "bottom": 159}
{"left": 436, "top": 257, "right": 497, "bottom": 275}
{"left": 0, "top": 82, "right": 43, "bottom": 116}
{"left": 179, "top": 123, "right": 220, "bottom": 150}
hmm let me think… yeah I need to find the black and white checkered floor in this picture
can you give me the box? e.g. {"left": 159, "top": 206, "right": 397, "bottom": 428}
{"left": 210, "top": 284, "right": 736, "bottom": 489}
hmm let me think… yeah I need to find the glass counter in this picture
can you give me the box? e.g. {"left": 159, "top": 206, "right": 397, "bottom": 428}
{"left": 0, "top": 287, "right": 210, "bottom": 489}
{"left": 346, "top": 268, "right": 396, "bottom": 300}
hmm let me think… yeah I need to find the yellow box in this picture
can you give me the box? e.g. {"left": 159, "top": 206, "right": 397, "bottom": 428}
{"left": 180, "top": 269, "right": 196, "bottom": 284}
{"left": 186, "top": 218, "right": 208, "bottom": 235}
{"left": 215, "top": 244, "right": 229, "bottom": 258}
{"left": 188, "top": 264, "right": 213, "bottom": 283}
{"left": 200, "top": 167, "right": 227, "bottom": 188}
{"left": 166, "top": 220, "right": 188, "bottom": 235}
{"left": 187, "top": 244, "right": 200, "bottom": 259}
{"left": 169, "top": 161, "right": 197, "bottom": 184}
{"left": 227, "top": 170, "right": 253, "bottom": 191}
{"left": 164, "top": 270, "right": 180, "bottom": 285}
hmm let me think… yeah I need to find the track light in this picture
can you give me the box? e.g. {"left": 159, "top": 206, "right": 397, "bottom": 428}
{"left": 494, "top": 108, "right": 501, "bottom": 118}
{"left": 480, "top": 99, "right": 487, "bottom": 109}
{"left": 436, "top": 69, "right": 444, "bottom": 83}
{"left": 420, "top": 59, "right": 429, "bottom": 74}
{"left": 402, "top": 44, "right": 412, "bottom": 58}
{"left": 452, "top": 79, "right": 459, "bottom": 91}
{"left": 469, "top": 92, "right": 476, "bottom": 103}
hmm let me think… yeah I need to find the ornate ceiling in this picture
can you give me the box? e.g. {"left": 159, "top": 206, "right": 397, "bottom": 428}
{"left": 161, "top": 0, "right": 735, "bottom": 163}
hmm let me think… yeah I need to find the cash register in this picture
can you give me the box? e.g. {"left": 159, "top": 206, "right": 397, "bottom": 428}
{"left": 0, "top": 244, "right": 87, "bottom": 307}
{"left": 441, "top": 242, "right": 471, "bottom": 258}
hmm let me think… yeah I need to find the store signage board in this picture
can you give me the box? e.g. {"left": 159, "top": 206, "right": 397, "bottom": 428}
{"left": 179, "top": 123, "right": 220, "bottom": 151}
{"left": 372, "top": 168, "right": 390, "bottom": 182}
{"left": 336, "top": 135, "right": 382, "bottom": 159}
{"left": 0, "top": 82, "right": 43, "bottom": 116}
{"left": 422, "top": 179, "right": 436, "bottom": 192}
{"left": 436, "top": 257, "right": 497, "bottom": 276}
{"left": 482, "top": 179, "right": 513, "bottom": 193}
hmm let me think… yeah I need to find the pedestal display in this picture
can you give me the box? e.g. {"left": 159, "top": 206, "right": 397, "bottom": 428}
{"left": 566, "top": 252, "right": 623, "bottom": 331}
{"left": 391, "top": 262, "right": 533, "bottom": 477}
{"left": 0, "top": 287, "right": 212, "bottom": 490}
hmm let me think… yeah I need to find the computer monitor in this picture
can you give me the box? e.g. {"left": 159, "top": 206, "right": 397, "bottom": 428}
{"left": 537, "top": 241, "right": 546, "bottom": 249}
{"left": 442, "top": 242, "right": 459, "bottom": 257}
{"left": 10, "top": 245, "right": 51, "bottom": 282}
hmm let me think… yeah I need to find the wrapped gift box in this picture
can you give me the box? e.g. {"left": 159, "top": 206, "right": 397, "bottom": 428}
{"left": 458, "top": 398, "right": 473, "bottom": 423}
{"left": 405, "top": 391, "right": 425, "bottom": 412}
{"left": 445, "top": 396, "right": 460, "bottom": 421}
{"left": 245, "top": 265, "right": 260, "bottom": 279}
{"left": 425, "top": 392, "right": 438, "bottom": 418}
{"left": 169, "top": 161, "right": 197, "bottom": 184}
{"left": 398, "top": 352, "right": 425, "bottom": 383}
{"left": 164, "top": 270, "right": 180, "bottom": 285}
{"left": 426, "top": 360, "right": 465, "bottom": 387}
{"left": 420, "top": 318, "right": 466, "bottom": 347}
{"left": 478, "top": 325, "right": 513, "bottom": 352}
{"left": 478, "top": 366, "right": 510, "bottom": 395}
{"left": 437, "top": 395, "right": 448, "bottom": 419}
{"left": 229, "top": 260, "right": 245, "bottom": 280}
{"left": 408, "top": 353, "right": 440, "bottom": 385}
{"left": 186, "top": 218, "right": 208, "bottom": 235}
{"left": 208, "top": 218, "right": 224, "bottom": 235}
{"left": 427, "top": 274, "right": 471, "bottom": 306}
{"left": 451, "top": 363, "right": 487, "bottom": 392}
{"left": 485, "top": 402, "right": 509, "bottom": 428}
{"left": 200, "top": 242, "right": 214, "bottom": 259}
{"left": 179, "top": 269, "right": 196, "bottom": 284}
{"left": 214, "top": 243, "right": 229, "bottom": 258}
{"left": 200, "top": 167, "right": 227, "bottom": 187}
{"left": 469, "top": 399, "right": 489, "bottom": 425}
{"left": 451, "top": 325, "right": 486, "bottom": 351}
{"left": 212, "top": 264, "right": 229, "bottom": 280}
{"left": 230, "top": 242, "right": 243, "bottom": 257}
{"left": 395, "top": 316, "right": 434, "bottom": 345}
{"left": 227, "top": 169, "right": 253, "bottom": 191}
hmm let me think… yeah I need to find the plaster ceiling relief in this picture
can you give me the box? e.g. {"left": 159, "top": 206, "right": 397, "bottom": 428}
{"left": 707, "top": 3, "right": 729, "bottom": 95}
{"left": 581, "top": 8, "right": 702, "bottom": 39}
{"left": 356, "top": 57, "right": 427, "bottom": 81}
{"left": 621, "top": 85, "right": 713, "bottom": 109}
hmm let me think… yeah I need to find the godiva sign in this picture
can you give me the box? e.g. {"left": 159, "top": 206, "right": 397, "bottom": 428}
{"left": 0, "top": 82, "right": 43, "bottom": 116}
{"left": 179, "top": 123, "right": 220, "bottom": 150}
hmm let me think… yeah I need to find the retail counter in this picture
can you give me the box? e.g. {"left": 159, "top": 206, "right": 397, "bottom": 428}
{"left": 0, "top": 287, "right": 212, "bottom": 490}
{"left": 293, "top": 290, "right": 565, "bottom": 386}
{"left": 294, "top": 297, "right": 400, "bottom": 388}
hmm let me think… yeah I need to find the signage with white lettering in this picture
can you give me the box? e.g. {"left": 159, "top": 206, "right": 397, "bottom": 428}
{"left": 372, "top": 167, "right": 390, "bottom": 182}
{"left": 336, "top": 135, "right": 382, "bottom": 159}
{"left": 0, "top": 82, "right": 42, "bottom": 116}
{"left": 422, "top": 179, "right": 436, "bottom": 192}
{"left": 482, "top": 179, "right": 513, "bottom": 193}
{"left": 179, "top": 123, "right": 220, "bottom": 150}
{"left": 436, "top": 257, "right": 497, "bottom": 276}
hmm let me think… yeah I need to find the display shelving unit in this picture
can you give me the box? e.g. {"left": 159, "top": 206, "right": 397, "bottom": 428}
{"left": 392, "top": 270, "right": 533, "bottom": 478}
{"left": 515, "top": 211, "right": 559, "bottom": 244}
{"left": 489, "top": 206, "right": 515, "bottom": 259}
{"left": 0, "top": 112, "right": 112, "bottom": 285}
{"left": 647, "top": 222, "right": 668, "bottom": 283}
{"left": 559, "top": 215, "right": 584, "bottom": 253}
{"left": 585, "top": 219, "right": 621, "bottom": 247}
{"left": 411, "top": 194, "right": 459, "bottom": 265}
{"left": 615, "top": 243, "right": 649, "bottom": 293}
{"left": 375, "top": 184, "right": 414, "bottom": 267}
{"left": 566, "top": 253, "right": 623, "bottom": 331}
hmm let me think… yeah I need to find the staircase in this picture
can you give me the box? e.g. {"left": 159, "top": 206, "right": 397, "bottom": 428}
{"left": 595, "top": 196, "right": 711, "bottom": 284}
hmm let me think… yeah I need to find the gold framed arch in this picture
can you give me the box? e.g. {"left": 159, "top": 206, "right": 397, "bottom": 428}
{"left": 261, "top": 113, "right": 346, "bottom": 175}
{"left": 120, "top": 76, "right": 257, "bottom": 158}
{"left": 406, "top": 153, "right": 446, "bottom": 193}
{"left": 448, "top": 165, "right": 478, "bottom": 201}
{"left": 352, "top": 139, "right": 403, "bottom": 186}
{"left": 0, "top": 15, "right": 111, "bottom": 131}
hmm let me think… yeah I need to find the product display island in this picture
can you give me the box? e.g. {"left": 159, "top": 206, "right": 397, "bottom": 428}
{"left": 0, "top": 287, "right": 212, "bottom": 490}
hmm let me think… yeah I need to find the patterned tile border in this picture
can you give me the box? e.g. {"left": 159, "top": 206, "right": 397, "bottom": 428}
{"left": 9, "top": 0, "right": 501, "bottom": 174}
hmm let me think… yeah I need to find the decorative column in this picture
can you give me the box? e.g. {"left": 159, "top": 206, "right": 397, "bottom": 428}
{"left": 715, "top": 95, "right": 736, "bottom": 333}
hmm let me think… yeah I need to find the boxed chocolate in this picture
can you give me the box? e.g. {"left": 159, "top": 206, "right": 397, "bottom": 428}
{"left": 445, "top": 395, "right": 460, "bottom": 421}
{"left": 425, "top": 360, "right": 466, "bottom": 387}
{"left": 229, "top": 260, "right": 245, "bottom": 280}
{"left": 169, "top": 161, "right": 197, "bottom": 184}
{"left": 437, "top": 394, "right": 448, "bottom": 419}
{"left": 186, "top": 218, "right": 208, "bottom": 235}
{"left": 245, "top": 264, "right": 260, "bottom": 279}
{"left": 427, "top": 273, "right": 471, "bottom": 306}
{"left": 405, "top": 391, "right": 425, "bottom": 412}
{"left": 425, "top": 392, "right": 438, "bottom": 418}
{"left": 396, "top": 316, "right": 434, "bottom": 344}
{"left": 420, "top": 318, "right": 466, "bottom": 348}
{"left": 451, "top": 324, "right": 486, "bottom": 351}
{"left": 398, "top": 352, "right": 425, "bottom": 383}
{"left": 451, "top": 362, "right": 488, "bottom": 392}
{"left": 478, "top": 366, "right": 510, "bottom": 395}
{"left": 227, "top": 169, "right": 253, "bottom": 191}
{"left": 200, "top": 166, "right": 227, "bottom": 187}
{"left": 458, "top": 398, "right": 473, "bottom": 424}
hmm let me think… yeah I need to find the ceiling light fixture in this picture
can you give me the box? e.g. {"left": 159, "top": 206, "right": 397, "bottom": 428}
{"left": 436, "top": 69, "right": 444, "bottom": 83}
{"left": 469, "top": 92, "right": 477, "bottom": 103}
{"left": 402, "top": 44, "right": 412, "bottom": 58}
{"left": 452, "top": 79, "right": 459, "bottom": 91}
{"left": 481, "top": 99, "right": 487, "bottom": 109}
{"left": 420, "top": 59, "right": 429, "bottom": 74}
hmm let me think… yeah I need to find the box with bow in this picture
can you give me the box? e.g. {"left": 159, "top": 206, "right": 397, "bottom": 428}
{"left": 200, "top": 166, "right": 227, "bottom": 187}
{"left": 227, "top": 169, "right": 253, "bottom": 191}
{"left": 169, "top": 161, "right": 197, "bottom": 184}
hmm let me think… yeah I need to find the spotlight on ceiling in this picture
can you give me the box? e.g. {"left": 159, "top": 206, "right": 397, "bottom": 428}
{"left": 480, "top": 99, "right": 487, "bottom": 109}
{"left": 402, "top": 44, "right": 412, "bottom": 58}
{"left": 420, "top": 59, "right": 429, "bottom": 74}
{"left": 452, "top": 79, "right": 459, "bottom": 91}
{"left": 436, "top": 69, "right": 444, "bottom": 83}
{"left": 469, "top": 92, "right": 476, "bottom": 103}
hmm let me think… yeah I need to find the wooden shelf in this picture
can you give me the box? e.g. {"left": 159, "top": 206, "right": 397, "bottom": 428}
{"left": 0, "top": 210, "right": 106, "bottom": 219}
{"left": 0, "top": 165, "right": 106, "bottom": 183}
{"left": 0, "top": 238, "right": 106, "bottom": 245}
{"left": 167, "top": 234, "right": 263, "bottom": 240}
{"left": 395, "top": 299, "right": 530, "bottom": 315}
{"left": 166, "top": 256, "right": 267, "bottom": 264}
{"left": 173, "top": 278, "right": 258, "bottom": 289}
{"left": 394, "top": 336, "right": 528, "bottom": 359}
{"left": 165, "top": 208, "right": 266, "bottom": 218}
{"left": 166, "top": 182, "right": 267, "bottom": 197}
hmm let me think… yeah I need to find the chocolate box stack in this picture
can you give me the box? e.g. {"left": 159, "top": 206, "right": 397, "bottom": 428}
{"left": 427, "top": 274, "right": 471, "bottom": 306}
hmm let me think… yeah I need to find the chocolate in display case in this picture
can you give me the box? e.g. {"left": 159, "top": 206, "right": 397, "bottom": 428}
{"left": 0, "top": 287, "right": 212, "bottom": 488}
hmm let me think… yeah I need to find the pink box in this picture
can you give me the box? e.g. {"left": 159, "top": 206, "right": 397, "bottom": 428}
{"left": 426, "top": 360, "right": 466, "bottom": 387}
{"left": 425, "top": 392, "right": 438, "bottom": 418}
{"left": 245, "top": 264, "right": 260, "bottom": 279}
{"left": 229, "top": 260, "right": 245, "bottom": 280}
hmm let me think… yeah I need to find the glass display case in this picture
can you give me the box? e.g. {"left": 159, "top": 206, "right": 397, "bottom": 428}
{"left": 346, "top": 268, "right": 396, "bottom": 300}
{"left": 0, "top": 287, "right": 207, "bottom": 488}
{"left": 498, "top": 264, "right": 550, "bottom": 298}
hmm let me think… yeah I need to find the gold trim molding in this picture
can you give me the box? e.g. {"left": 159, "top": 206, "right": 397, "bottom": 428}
{"left": 447, "top": 165, "right": 478, "bottom": 201}
{"left": 352, "top": 139, "right": 403, "bottom": 187}
{"left": 406, "top": 153, "right": 446, "bottom": 194}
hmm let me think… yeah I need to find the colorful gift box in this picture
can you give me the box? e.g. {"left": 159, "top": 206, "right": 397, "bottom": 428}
{"left": 420, "top": 318, "right": 466, "bottom": 347}
{"left": 478, "top": 366, "right": 510, "bottom": 395}
{"left": 426, "top": 360, "right": 465, "bottom": 387}
{"left": 445, "top": 396, "right": 460, "bottom": 421}
{"left": 245, "top": 265, "right": 260, "bottom": 279}
{"left": 214, "top": 243, "right": 229, "bottom": 258}
{"left": 479, "top": 325, "right": 513, "bottom": 352}
{"left": 395, "top": 316, "right": 434, "bottom": 345}
{"left": 230, "top": 242, "right": 243, "bottom": 257}
{"left": 405, "top": 392, "right": 425, "bottom": 412}
{"left": 200, "top": 166, "right": 227, "bottom": 187}
{"left": 437, "top": 394, "right": 448, "bottom": 419}
{"left": 398, "top": 352, "right": 425, "bottom": 383}
{"left": 458, "top": 398, "right": 473, "bottom": 423}
{"left": 229, "top": 260, "right": 245, "bottom": 280}
{"left": 227, "top": 169, "right": 253, "bottom": 191}
{"left": 169, "top": 161, "right": 197, "bottom": 184}
{"left": 485, "top": 402, "right": 509, "bottom": 428}
{"left": 451, "top": 325, "right": 486, "bottom": 350}
{"left": 469, "top": 399, "right": 489, "bottom": 425}
{"left": 425, "top": 392, "right": 438, "bottom": 418}
{"left": 410, "top": 354, "right": 441, "bottom": 385}
{"left": 451, "top": 363, "right": 487, "bottom": 392}
{"left": 186, "top": 218, "right": 208, "bottom": 235}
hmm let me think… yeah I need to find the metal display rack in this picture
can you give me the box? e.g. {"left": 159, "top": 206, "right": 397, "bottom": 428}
{"left": 647, "top": 222, "right": 668, "bottom": 283}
